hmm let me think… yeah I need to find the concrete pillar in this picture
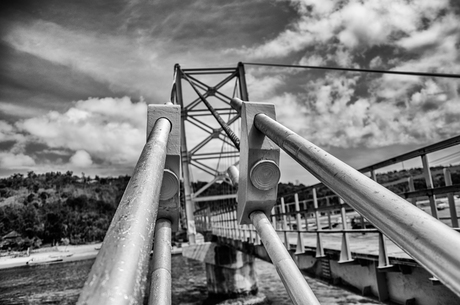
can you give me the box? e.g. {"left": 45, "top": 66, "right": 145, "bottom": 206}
{"left": 183, "top": 242, "right": 258, "bottom": 298}
{"left": 206, "top": 246, "right": 257, "bottom": 297}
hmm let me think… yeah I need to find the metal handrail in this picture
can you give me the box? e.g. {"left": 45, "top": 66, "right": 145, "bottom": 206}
{"left": 254, "top": 113, "right": 460, "bottom": 296}
{"left": 250, "top": 211, "right": 320, "bottom": 305}
{"left": 77, "top": 118, "right": 172, "bottom": 305}
{"left": 149, "top": 218, "right": 172, "bottom": 305}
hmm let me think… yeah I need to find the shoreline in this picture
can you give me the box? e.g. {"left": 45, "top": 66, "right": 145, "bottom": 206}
{"left": 0, "top": 243, "right": 183, "bottom": 270}
{"left": 0, "top": 243, "right": 101, "bottom": 270}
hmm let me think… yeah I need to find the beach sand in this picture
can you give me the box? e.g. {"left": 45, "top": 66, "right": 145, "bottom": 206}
{"left": 0, "top": 243, "right": 101, "bottom": 270}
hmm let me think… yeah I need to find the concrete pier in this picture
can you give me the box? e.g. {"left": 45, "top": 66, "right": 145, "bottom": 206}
{"left": 183, "top": 242, "right": 258, "bottom": 299}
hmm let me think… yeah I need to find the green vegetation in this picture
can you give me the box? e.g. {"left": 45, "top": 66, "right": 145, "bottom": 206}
{"left": 0, "top": 171, "right": 129, "bottom": 250}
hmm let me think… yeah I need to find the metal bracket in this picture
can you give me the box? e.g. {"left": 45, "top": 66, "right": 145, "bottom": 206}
{"left": 237, "top": 101, "right": 280, "bottom": 224}
{"left": 147, "top": 104, "right": 181, "bottom": 231}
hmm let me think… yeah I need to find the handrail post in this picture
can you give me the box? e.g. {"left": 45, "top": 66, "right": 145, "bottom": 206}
{"left": 281, "top": 197, "right": 289, "bottom": 249}
{"left": 370, "top": 170, "right": 392, "bottom": 269}
{"left": 444, "top": 168, "right": 458, "bottom": 227}
{"left": 421, "top": 154, "right": 438, "bottom": 218}
{"left": 313, "top": 188, "right": 325, "bottom": 258}
{"left": 338, "top": 198, "right": 353, "bottom": 263}
{"left": 77, "top": 117, "right": 172, "bottom": 305}
{"left": 271, "top": 207, "right": 277, "bottom": 229}
{"left": 295, "top": 193, "right": 306, "bottom": 254}
{"left": 407, "top": 176, "right": 417, "bottom": 206}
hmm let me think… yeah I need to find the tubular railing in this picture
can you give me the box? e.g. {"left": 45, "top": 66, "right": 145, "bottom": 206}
{"left": 253, "top": 111, "right": 460, "bottom": 296}
{"left": 77, "top": 116, "right": 173, "bottom": 305}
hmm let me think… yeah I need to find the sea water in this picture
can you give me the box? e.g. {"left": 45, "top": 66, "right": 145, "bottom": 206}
{"left": 0, "top": 255, "right": 381, "bottom": 305}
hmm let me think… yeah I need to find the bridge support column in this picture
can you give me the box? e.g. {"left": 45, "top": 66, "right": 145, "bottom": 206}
{"left": 183, "top": 242, "right": 261, "bottom": 301}
{"left": 205, "top": 244, "right": 257, "bottom": 298}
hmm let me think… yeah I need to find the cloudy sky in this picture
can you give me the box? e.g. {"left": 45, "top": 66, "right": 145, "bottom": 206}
{"left": 1, "top": 0, "right": 459, "bottom": 184}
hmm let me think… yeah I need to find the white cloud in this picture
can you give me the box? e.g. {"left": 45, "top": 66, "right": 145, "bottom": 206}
{"left": 233, "top": 0, "right": 451, "bottom": 58}
{"left": 70, "top": 150, "right": 93, "bottom": 167}
{"left": 299, "top": 54, "right": 324, "bottom": 66}
{"left": 266, "top": 72, "right": 460, "bottom": 149}
{"left": 369, "top": 56, "right": 383, "bottom": 69}
{"left": 17, "top": 96, "right": 147, "bottom": 165}
{"left": 0, "top": 103, "right": 46, "bottom": 118}
{"left": 0, "top": 120, "right": 28, "bottom": 154}
{"left": 0, "top": 152, "right": 35, "bottom": 169}
{"left": 246, "top": 73, "right": 285, "bottom": 100}
{"left": 3, "top": 20, "right": 163, "bottom": 100}
{"left": 267, "top": 93, "right": 306, "bottom": 132}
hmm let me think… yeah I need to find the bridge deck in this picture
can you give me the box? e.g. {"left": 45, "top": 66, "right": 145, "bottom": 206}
{"left": 282, "top": 231, "right": 412, "bottom": 261}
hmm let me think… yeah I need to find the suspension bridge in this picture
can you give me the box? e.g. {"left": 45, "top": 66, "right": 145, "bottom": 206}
{"left": 76, "top": 63, "right": 460, "bottom": 305}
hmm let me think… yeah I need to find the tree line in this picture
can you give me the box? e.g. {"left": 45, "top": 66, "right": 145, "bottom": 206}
{"left": 0, "top": 171, "right": 129, "bottom": 250}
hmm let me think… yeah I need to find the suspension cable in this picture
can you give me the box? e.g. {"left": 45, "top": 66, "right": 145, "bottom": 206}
{"left": 243, "top": 62, "right": 460, "bottom": 79}
{"left": 179, "top": 68, "right": 240, "bottom": 151}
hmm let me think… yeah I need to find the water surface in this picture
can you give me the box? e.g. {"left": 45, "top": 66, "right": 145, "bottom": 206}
{"left": 0, "top": 255, "right": 382, "bottom": 305}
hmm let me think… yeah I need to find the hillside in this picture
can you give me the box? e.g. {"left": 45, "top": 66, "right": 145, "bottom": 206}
{"left": 0, "top": 172, "right": 129, "bottom": 250}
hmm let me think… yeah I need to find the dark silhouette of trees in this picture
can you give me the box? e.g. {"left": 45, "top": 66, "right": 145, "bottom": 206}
{"left": 0, "top": 172, "right": 128, "bottom": 249}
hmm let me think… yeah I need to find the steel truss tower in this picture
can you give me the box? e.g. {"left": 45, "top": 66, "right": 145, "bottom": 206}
{"left": 171, "top": 63, "right": 249, "bottom": 243}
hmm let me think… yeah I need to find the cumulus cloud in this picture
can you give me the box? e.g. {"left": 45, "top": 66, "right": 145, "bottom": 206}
{"left": 0, "top": 96, "right": 149, "bottom": 175}
{"left": 0, "top": 152, "right": 35, "bottom": 169}
{"left": 70, "top": 150, "right": 93, "bottom": 167}
{"left": 246, "top": 73, "right": 285, "bottom": 100}
{"left": 0, "top": 121, "right": 24, "bottom": 143}
{"left": 16, "top": 96, "right": 147, "bottom": 166}
{"left": 0, "top": 120, "right": 35, "bottom": 172}
{"left": 269, "top": 73, "right": 460, "bottom": 148}
{"left": 299, "top": 54, "right": 325, "bottom": 66}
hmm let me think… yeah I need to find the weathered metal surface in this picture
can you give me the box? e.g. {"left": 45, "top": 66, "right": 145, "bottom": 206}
{"left": 254, "top": 113, "right": 460, "bottom": 297}
{"left": 250, "top": 211, "right": 320, "bottom": 305}
{"left": 77, "top": 118, "right": 171, "bottom": 305}
{"left": 149, "top": 218, "right": 172, "bottom": 305}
